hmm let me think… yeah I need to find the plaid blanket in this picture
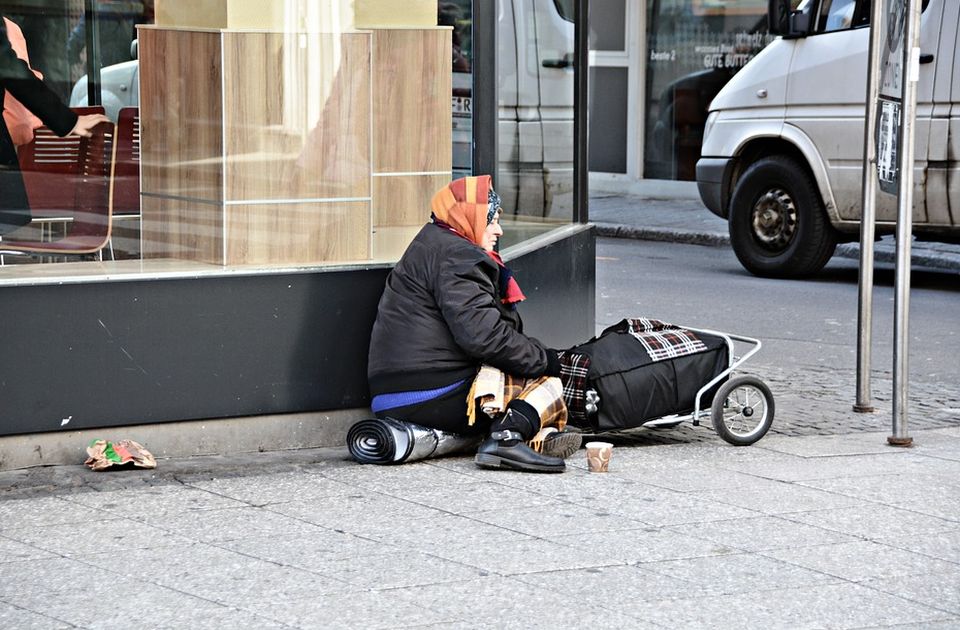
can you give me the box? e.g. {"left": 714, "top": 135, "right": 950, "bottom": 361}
{"left": 557, "top": 351, "right": 591, "bottom": 422}
{"left": 467, "top": 365, "right": 567, "bottom": 431}
{"left": 613, "top": 318, "right": 707, "bottom": 362}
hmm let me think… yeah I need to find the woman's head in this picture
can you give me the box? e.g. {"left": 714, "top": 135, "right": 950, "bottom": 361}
{"left": 431, "top": 175, "right": 503, "bottom": 250}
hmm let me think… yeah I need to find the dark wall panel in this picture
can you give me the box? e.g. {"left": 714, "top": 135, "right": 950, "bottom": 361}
{"left": 0, "top": 228, "right": 594, "bottom": 437}
{"left": 588, "top": 66, "right": 628, "bottom": 173}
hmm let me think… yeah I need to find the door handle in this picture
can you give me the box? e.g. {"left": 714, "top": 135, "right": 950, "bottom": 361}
{"left": 542, "top": 53, "right": 574, "bottom": 69}
{"left": 919, "top": 53, "right": 934, "bottom": 64}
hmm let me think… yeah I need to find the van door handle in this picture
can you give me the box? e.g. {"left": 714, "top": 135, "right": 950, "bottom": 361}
{"left": 919, "top": 53, "right": 934, "bottom": 64}
{"left": 542, "top": 53, "right": 574, "bottom": 68}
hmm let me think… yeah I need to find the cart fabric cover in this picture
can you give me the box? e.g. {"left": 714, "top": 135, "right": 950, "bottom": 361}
{"left": 564, "top": 318, "right": 728, "bottom": 431}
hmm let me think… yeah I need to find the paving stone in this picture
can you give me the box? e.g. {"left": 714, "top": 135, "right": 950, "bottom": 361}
{"left": 366, "top": 481, "right": 556, "bottom": 515}
{"left": 239, "top": 589, "right": 455, "bottom": 629}
{"left": 11, "top": 579, "right": 270, "bottom": 630}
{"left": 0, "top": 602, "right": 73, "bottom": 629}
{"left": 860, "top": 568, "right": 960, "bottom": 616}
{"left": 0, "top": 495, "right": 102, "bottom": 530}
{"left": 323, "top": 460, "right": 482, "bottom": 488}
{"left": 317, "top": 550, "right": 486, "bottom": 590}
{"left": 512, "top": 564, "right": 708, "bottom": 603}
{"left": 0, "top": 557, "right": 110, "bottom": 598}
{"left": 551, "top": 526, "right": 737, "bottom": 564}
{"left": 799, "top": 473, "right": 960, "bottom": 519}
{"left": 141, "top": 504, "right": 325, "bottom": 543}
{"left": 638, "top": 551, "right": 840, "bottom": 596}
{"left": 390, "top": 576, "right": 659, "bottom": 629}
{"left": 467, "top": 502, "right": 647, "bottom": 537}
{"left": 80, "top": 542, "right": 354, "bottom": 605}
{"left": 781, "top": 504, "right": 958, "bottom": 540}
{"left": 667, "top": 514, "right": 859, "bottom": 552}
{"left": 599, "top": 486, "right": 760, "bottom": 526}
{"left": 634, "top": 582, "right": 951, "bottom": 629}
{"left": 360, "top": 512, "right": 532, "bottom": 550}
{"left": 692, "top": 478, "right": 869, "bottom": 515}
{"left": 65, "top": 484, "right": 249, "bottom": 515}
{"left": 265, "top": 491, "right": 447, "bottom": 533}
{"left": 221, "top": 529, "right": 388, "bottom": 567}
{"left": 2, "top": 516, "right": 192, "bottom": 556}
{"left": 873, "top": 528, "right": 960, "bottom": 564}
{"left": 0, "top": 535, "right": 56, "bottom": 564}
{"left": 764, "top": 540, "right": 959, "bottom": 582}
{"left": 709, "top": 451, "right": 940, "bottom": 482}
{"left": 429, "top": 537, "right": 618, "bottom": 575}
{"left": 182, "top": 470, "right": 358, "bottom": 505}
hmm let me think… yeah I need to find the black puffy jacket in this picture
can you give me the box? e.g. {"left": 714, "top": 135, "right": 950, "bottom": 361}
{"left": 368, "top": 223, "right": 557, "bottom": 397}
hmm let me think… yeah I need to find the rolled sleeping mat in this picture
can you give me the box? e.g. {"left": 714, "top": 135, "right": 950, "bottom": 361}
{"left": 346, "top": 417, "right": 478, "bottom": 465}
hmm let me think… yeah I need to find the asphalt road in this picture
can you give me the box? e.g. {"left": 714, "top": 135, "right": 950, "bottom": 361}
{"left": 596, "top": 237, "right": 960, "bottom": 385}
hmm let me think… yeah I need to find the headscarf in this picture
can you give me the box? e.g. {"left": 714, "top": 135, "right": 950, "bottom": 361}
{"left": 430, "top": 175, "right": 493, "bottom": 247}
{"left": 430, "top": 176, "right": 526, "bottom": 307}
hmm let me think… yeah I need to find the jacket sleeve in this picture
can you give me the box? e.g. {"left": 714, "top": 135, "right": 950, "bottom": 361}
{"left": 435, "top": 251, "right": 552, "bottom": 378}
{"left": 0, "top": 21, "right": 77, "bottom": 137}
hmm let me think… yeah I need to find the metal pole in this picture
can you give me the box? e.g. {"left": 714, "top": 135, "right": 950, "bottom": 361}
{"left": 574, "top": 0, "right": 590, "bottom": 223}
{"left": 889, "top": 0, "right": 922, "bottom": 447}
{"left": 854, "top": 0, "right": 886, "bottom": 413}
{"left": 471, "top": 0, "right": 498, "bottom": 184}
{"left": 83, "top": 0, "right": 102, "bottom": 107}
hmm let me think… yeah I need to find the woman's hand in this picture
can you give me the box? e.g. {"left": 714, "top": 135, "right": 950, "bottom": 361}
{"left": 69, "top": 113, "right": 110, "bottom": 137}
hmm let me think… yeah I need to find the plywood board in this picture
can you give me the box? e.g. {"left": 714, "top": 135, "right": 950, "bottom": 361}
{"left": 222, "top": 32, "right": 371, "bottom": 202}
{"left": 372, "top": 29, "right": 452, "bottom": 173}
{"left": 139, "top": 28, "right": 224, "bottom": 202}
{"left": 225, "top": 201, "right": 370, "bottom": 264}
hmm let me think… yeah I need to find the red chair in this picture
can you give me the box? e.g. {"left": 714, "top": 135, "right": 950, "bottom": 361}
{"left": 111, "top": 107, "right": 140, "bottom": 218}
{"left": 0, "top": 108, "right": 116, "bottom": 261}
{"left": 106, "top": 106, "right": 140, "bottom": 258}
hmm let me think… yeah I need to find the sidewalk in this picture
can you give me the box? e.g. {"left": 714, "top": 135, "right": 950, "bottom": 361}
{"left": 589, "top": 191, "right": 960, "bottom": 273}
{"left": 1, "top": 427, "right": 958, "bottom": 629}
{"left": 0, "top": 190, "right": 957, "bottom": 628}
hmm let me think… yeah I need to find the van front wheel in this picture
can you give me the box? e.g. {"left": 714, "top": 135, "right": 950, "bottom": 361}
{"left": 728, "top": 156, "right": 837, "bottom": 278}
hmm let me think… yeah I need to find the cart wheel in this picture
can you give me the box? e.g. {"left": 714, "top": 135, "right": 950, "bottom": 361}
{"left": 711, "top": 376, "right": 774, "bottom": 446}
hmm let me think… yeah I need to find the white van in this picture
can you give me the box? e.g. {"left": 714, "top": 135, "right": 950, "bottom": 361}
{"left": 696, "top": 0, "right": 959, "bottom": 277}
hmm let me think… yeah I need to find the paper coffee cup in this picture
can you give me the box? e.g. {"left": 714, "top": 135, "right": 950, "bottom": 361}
{"left": 585, "top": 441, "right": 613, "bottom": 473}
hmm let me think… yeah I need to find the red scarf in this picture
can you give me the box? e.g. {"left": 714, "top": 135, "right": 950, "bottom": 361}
{"left": 432, "top": 218, "right": 526, "bottom": 307}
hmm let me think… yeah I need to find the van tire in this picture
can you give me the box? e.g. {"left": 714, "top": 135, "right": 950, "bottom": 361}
{"left": 728, "top": 156, "right": 837, "bottom": 278}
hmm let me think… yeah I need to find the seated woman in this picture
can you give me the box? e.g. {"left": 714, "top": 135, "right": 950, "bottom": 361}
{"left": 367, "top": 175, "right": 580, "bottom": 473}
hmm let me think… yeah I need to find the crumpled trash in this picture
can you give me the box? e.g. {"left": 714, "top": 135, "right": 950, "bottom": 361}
{"left": 84, "top": 439, "right": 157, "bottom": 471}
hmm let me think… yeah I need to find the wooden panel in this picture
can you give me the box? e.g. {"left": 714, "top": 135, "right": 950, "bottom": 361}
{"left": 141, "top": 195, "right": 224, "bottom": 264}
{"left": 225, "top": 201, "right": 370, "bottom": 264}
{"left": 356, "top": 0, "right": 437, "bottom": 27}
{"left": 372, "top": 29, "right": 452, "bottom": 173}
{"left": 139, "top": 28, "right": 224, "bottom": 201}
{"left": 222, "top": 32, "right": 371, "bottom": 202}
{"left": 372, "top": 173, "right": 449, "bottom": 227}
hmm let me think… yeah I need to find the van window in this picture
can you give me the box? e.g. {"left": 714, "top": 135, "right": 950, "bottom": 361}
{"left": 553, "top": 0, "right": 575, "bottom": 22}
{"left": 817, "top": 0, "right": 930, "bottom": 33}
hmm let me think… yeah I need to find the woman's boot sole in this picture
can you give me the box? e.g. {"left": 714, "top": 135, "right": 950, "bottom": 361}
{"left": 475, "top": 453, "right": 565, "bottom": 473}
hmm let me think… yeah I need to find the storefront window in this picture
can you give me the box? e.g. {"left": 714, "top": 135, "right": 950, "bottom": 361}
{"left": 1, "top": 0, "right": 577, "bottom": 280}
{"left": 644, "top": 0, "right": 773, "bottom": 180}
{"left": 497, "top": 0, "right": 576, "bottom": 237}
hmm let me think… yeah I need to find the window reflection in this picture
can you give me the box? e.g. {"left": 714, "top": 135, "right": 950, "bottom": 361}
{"left": 644, "top": 0, "right": 771, "bottom": 180}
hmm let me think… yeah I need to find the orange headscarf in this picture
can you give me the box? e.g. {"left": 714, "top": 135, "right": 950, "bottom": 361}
{"left": 430, "top": 175, "right": 492, "bottom": 247}
{"left": 2, "top": 17, "right": 44, "bottom": 147}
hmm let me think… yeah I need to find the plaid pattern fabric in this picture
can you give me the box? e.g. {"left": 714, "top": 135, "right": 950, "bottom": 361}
{"left": 502, "top": 373, "right": 568, "bottom": 432}
{"left": 619, "top": 318, "right": 707, "bottom": 361}
{"left": 467, "top": 367, "right": 568, "bottom": 432}
{"left": 557, "top": 351, "right": 590, "bottom": 421}
{"left": 623, "top": 318, "right": 671, "bottom": 333}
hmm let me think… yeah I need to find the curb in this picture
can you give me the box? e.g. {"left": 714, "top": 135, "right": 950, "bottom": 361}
{"left": 595, "top": 223, "right": 960, "bottom": 272}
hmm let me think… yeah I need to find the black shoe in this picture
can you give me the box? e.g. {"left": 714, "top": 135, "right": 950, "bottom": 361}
{"left": 475, "top": 430, "right": 566, "bottom": 473}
